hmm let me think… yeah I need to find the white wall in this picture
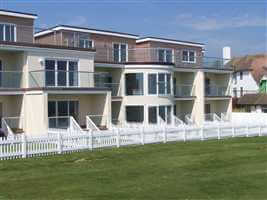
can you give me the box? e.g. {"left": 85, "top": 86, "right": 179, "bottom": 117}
{"left": 233, "top": 71, "right": 258, "bottom": 97}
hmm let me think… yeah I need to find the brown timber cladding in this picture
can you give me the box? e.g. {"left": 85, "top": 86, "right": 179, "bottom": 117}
{"left": 0, "top": 15, "right": 34, "bottom": 43}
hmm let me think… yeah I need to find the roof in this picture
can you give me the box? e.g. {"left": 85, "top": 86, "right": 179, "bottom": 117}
{"left": 238, "top": 93, "right": 267, "bottom": 105}
{"left": 0, "top": 9, "right": 38, "bottom": 19}
{"left": 136, "top": 37, "right": 205, "bottom": 47}
{"left": 229, "top": 54, "right": 267, "bottom": 83}
{"left": 34, "top": 25, "right": 139, "bottom": 39}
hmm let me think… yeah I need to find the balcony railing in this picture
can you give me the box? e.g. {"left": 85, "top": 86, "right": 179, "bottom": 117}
{"left": 174, "top": 84, "right": 195, "bottom": 97}
{"left": 205, "top": 85, "right": 230, "bottom": 96}
{"left": 201, "top": 57, "right": 230, "bottom": 69}
{"left": 0, "top": 71, "right": 23, "bottom": 89}
{"left": 103, "top": 83, "right": 122, "bottom": 97}
{"left": 29, "top": 70, "right": 110, "bottom": 88}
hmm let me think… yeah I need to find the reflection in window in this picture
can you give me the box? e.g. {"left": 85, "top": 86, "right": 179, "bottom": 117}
{"left": 125, "top": 73, "right": 143, "bottom": 95}
{"left": 126, "top": 106, "right": 144, "bottom": 123}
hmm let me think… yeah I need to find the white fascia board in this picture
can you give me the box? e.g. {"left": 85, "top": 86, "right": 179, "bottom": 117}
{"left": 35, "top": 26, "right": 139, "bottom": 39}
{"left": 136, "top": 38, "right": 205, "bottom": 48}
{"left": 0, "top": 11, "right": 38, "bottom": 19}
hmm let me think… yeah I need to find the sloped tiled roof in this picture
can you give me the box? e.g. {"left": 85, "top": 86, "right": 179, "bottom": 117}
{"left": 229, "top": 54, "right": 267, "bottom": 83}
{"left": 238, "top": 93, "right": 267, "bottom": 105}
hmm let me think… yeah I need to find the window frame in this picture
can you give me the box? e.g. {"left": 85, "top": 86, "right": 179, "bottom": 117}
{"left": 112, "top": 42, "right": 128, "bottom": 62}
{"left": 148, "top": 104, "right": 173, "bottom": 125}
{"left": 45, "top": 59, "right": 79, "bottom": 87}
{"left": 79, "top": 38, "right": 94, "bottom": 48}
{"left": 0, "top": 23, "right": 16, "bottom": 42}
{"left": 157, "top": 48, "right": 174, "bottom": 63}
{"left": 182, "top": 50, "right": 196, "bottom": 64}
{"left": 125, "top": 105, "right": 144, "bottom": 123}
{"left": 125, "top": 73, "right": 144, "bottom": 96}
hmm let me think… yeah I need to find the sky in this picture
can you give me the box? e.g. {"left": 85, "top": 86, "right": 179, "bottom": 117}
{"left": 1, "top": 0, "right": 266, "bottom": 57}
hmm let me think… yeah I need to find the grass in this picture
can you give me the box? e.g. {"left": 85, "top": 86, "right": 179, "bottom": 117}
{"left": 0, "top": 137, "right": 267, "bottom": 200}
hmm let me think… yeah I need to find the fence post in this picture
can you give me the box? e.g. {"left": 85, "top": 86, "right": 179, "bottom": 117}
{"left": 22, "top": 134, "right": 27, "bottom": 158}
{"left": 217, "top": 124, "right": 221, "bottom": 140}
{"left": 259, "top": 125, "right": 262, "bottom": 137}
{"left": 232, "top": 124, "right": 235, "bottom": 137}
{"left": 57, "top": 132, "right": 62, "bottom": 154}
{"left": 90, "top": 130, "right": 93, "bottom": 150}
{"left": 140, "top": 126, "right": 144, "bottom": 145}
{"left": 163, "top": 126, "right": 167, "bottom": 143}
{"left": 116, "top": 129, "right": 120, "bottom": 148}
{"left": 246, "top": 124, "right": 249, "bottom": 137}
{"left": 183, "top": 126, "right": 186, "bottom": 142}
{"left": 200, "top": 127, "right": 204, "bottom": 141}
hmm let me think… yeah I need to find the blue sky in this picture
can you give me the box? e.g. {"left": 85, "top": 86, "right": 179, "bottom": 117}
{"left": 2, "top": 0, "right": 267, "bottom": 57}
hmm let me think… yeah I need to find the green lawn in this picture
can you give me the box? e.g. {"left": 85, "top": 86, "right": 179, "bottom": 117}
{"left": 0, "top": 137, "right": 267, "bottom": 200}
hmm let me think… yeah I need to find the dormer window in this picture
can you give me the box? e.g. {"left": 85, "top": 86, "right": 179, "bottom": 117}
{"left": 182, "top": 50, "right": 196, "bottom": 63}
{"left": 113, "top": 43, "right": 128, "bottom": 62}
{"left": 0, "top": 23, "right": 16, "bottom": 42}
{"left": 158, "top": 49, "right": 173, "bottom": 63}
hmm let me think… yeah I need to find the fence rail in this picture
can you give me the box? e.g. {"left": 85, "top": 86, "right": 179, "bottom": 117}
{"left": 1, "top": 122, "right": 267, "bottom": 160}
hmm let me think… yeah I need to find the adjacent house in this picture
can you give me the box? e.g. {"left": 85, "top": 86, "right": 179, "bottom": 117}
{"left": 0, "top": 9, "right": 233, "bottom": 136}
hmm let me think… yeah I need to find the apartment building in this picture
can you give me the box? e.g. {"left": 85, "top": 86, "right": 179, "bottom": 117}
{"left": 0, "top": 10, "right": 111, "bottom": 136}
{"left": 35, "top": 25, "right": 233, "bottom": 127}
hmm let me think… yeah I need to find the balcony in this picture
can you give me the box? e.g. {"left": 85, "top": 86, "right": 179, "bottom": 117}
{"left": 205, "top": 85, "right": 230, "bottom": 97}
{"left": 174, "top": 84, "right": 195, "bottom": 98}
{"left": 29, "top": 70, "right": 110, "bottom": 89}
{"left": 0, "top": 71, "right": 23, "bottom": 89}
{"left": 103, "top": 83, "right": 122, "bottom": 97}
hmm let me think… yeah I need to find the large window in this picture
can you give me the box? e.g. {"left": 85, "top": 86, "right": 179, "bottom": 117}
{"left": 149, "top": 105, "right": 172, "bottom": 124}
{"left": 126, "top": 106, "right": 144, "bottom": 123}
{"left": 45, "top": 59, "right": 78, "bottom": 87}
{"left": 125, "top": 73, "right": 144, "bottom": 95}
{"left": 158, "top": 49, "right": 173, "bottom": 63}
{"left": 0, "top": 24, "right": 16, "bottom": 42}
{"left": 182, "top": 50, "right": 196, "bottom": 63}
{"left": 48, "top": 100, "right": 79, "bottom": 128}
{"left": 113, "top": 43, "right": 128, "bottom": 62}
{"left": 148, "top": 73, "right": 171, "bottom": 96}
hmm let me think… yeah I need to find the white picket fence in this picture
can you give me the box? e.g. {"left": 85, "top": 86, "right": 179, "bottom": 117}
{"left": 1, "top": 122, "right": 267, "bottom": 160}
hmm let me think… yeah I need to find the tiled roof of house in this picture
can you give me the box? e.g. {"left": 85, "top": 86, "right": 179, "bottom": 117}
{"left": 229, "top": 54, "right": 267, "bottom": 83}
{"left": 238, "top": 93, "right": 267, "bottom": 105}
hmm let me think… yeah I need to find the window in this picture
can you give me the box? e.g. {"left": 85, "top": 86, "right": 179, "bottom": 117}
{"left": 148, "top": 106, "right": 157, "bottom": 124}
{"left": 182, "top": 50, "right": 196, "bottom": 63}
{"left": 148, "top": 74, "right": 157, "bottom": 94}
{"left": 233, "top": 73, "right": 237, "bottom": 84}
{"left": 233, "top": 88, "right": 237, "bottom": 97}
{"left": 0, "top": 23, "right": 16, "bottom": 42}
{"left": 79, "top": 39, "right": 93, "bottom": 48}
{"left": 125, "top": 73, "right": 143, "bottom": 95}
{"left": 240, "top": 71, "right": 243, "bottom": 80}
{"left": 159, "top": 105, "right": 172, "bottom": 124}
{"left": 126, "top": 106, "right": 144, "bottom": 123}
{"left": 113, "top": 43, "right": 128, "bottom": 62}
{"left": 45, "top": 59, "right": 79, "bottom": 87}
{"left": 48, "top": 100, "right": 79, "bottom": 128}
{"left": 158, "top": 49, "right": 173, "bottom": 63}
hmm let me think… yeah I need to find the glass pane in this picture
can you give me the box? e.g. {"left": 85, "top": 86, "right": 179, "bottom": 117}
{"left": 166, "top": 74, "right": 171, "bottom": 94}
{"left": 57, "top": 60, "right": 67, "bottom": 86}
{"left": 183, "top": 51, "right": 188, "bottom": 62}
{"left": 5, "top": 25, "right": 10, "bottom": 41}
{"left": 45, "top": 60, "right": 55, "bottom": 86}
{"left": 113, "top": 44, "right": 120, "bottom": 62}
{"left": 125, "top": 73, "right": 143, "bottom": 95}
{"left": 148, "top": 74, "right": 157, "bottom": 94}
{"left": 158, "top": 73, "right": 165, "bottom": 95}
{"left": 126, "top": 106, "right": 144, "bottom": 123}
{"left": 0, "top": 24, "right": 4, "bottom": 41}
{"left": 69, "top": 61, "right": 78, "bottom": 86}
{"left": 189, "top": 51, "right": 195, "bottom": 62}
{"left": 48, "top": 101, "right": 56, "bottom": 117}
{"left": 10, "top": 25, "right": 15, "bottom": 42}
{"left": 79, "top": 39, "right": 84, "bottom": 48}
{"left": 159, "top": 106, "right": 166, "bottom": 121}
{"left": 57, "top": 101, "right": 68, "bottom": 116}
{"left": 148, "top": 106, "right": 157, "bottom": 124}
{"left": 69, "top": 101, "right": 79, "bottom": 121}
{"left": 158, "top": 49, "right": 165, "bottom": 62}
{"left": 121, "top": 44, "right": 127, "bottom": 62}
{"left": 166, "top": 50, "right": 172, "bottom": 63}
{"left": 167, "top": 106, "right": 172, "bottom": 124}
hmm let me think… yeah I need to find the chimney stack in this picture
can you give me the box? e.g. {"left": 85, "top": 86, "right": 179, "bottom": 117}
{"left": 223, "top": 47, "right": 231, "bottom": 65}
